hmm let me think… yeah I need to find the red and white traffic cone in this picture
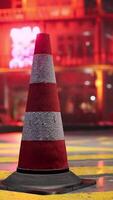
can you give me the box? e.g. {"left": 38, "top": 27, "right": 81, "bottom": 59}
{"left": 0, "top": 33, "right": 95, "bottom": 194}
{"left": 17, "top": 33, "right": 68, "bottom": 173}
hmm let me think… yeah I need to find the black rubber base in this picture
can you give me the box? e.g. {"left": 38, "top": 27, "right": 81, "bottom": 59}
{"left": 0, "top": 170, "right": 96, "bottom": 195}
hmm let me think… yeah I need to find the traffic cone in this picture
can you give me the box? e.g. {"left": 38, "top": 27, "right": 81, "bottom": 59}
{"left": 0, "top": 33, "right": 96, "bottom": 194}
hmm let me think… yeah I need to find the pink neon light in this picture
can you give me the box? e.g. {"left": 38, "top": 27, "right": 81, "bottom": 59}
{"left": 9, "top": 26, "right": 40, "bottom": 68}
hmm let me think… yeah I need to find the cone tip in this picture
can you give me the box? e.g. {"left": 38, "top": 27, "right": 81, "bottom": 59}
{"left": 37, "top": 32, "right": 49, "bottom": 37}
{"left": 34, "top": 32, "right": 51, "bottom": 55}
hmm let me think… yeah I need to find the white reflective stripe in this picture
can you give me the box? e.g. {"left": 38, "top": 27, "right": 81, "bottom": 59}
{"left": 30, "top": 54, "right": 56, "bottom": 84}
{"left": 22, "top": 112, "right": 64, "bottom": 141}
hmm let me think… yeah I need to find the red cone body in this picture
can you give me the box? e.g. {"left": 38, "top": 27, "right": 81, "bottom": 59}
{"left": 17, "top": 33, "right": 69, "bottom": 173}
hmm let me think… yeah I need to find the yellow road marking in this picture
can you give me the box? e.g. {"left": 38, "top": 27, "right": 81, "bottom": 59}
{"left": 0, "top": 171, "right": 11, "bottom": 179}
{"left": 0, "top": 157, "right": 18, "bottom": 162}
{"left": 0, "top": 150, "right": 19, "bottom": 154}
{"left": 0, "top": 165, "right": 113, "bottom": 180}
{"left": 100, "top": 141, "right": 113, "bottom": 145}
{"left": 1, "top": 146, "right": 113, "bottom": 155}
{"left": 97, "top": 137, "right": 110, "bottom": 141}
{"left": 0, "top": 144, "right": 19, "bottom": 148}
{"left": 66, "top": 146, "right": 113, "bottom": 152}
{"left": 71, "top": 166, "right": 113, "bottom": 175}
{"left": 66, "top": 141, "right": 88, "bottom": 145}
{"left": 68, "top": 154, "right": 113, "bottom": 160}
{"left": 0, "top": 154, "right": 113, "bottom": 163}
{"left": 0, "top": 190, "right": 113, "bottom": 200}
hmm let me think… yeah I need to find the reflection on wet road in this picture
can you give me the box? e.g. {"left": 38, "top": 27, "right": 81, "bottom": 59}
{"left": 0, "top": 130, "right": 113, "bottom": 199}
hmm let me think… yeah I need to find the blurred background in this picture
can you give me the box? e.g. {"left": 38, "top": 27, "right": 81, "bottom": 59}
{"left": 0, "top": 0, "right": 113, "bottom": 127}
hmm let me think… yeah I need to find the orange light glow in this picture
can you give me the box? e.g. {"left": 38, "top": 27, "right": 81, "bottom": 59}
{"left": 97, "top": 160, "right": 105, "bottom": 175}
{"left": 97, "top": 177, "right": 105, "bottom": 188}
{"left": 98, "top": 160, "right": 104, "bottom": 168}
{"left": 95, "top": 69, "right": 103, "bottom": 112}
{"left": 96, "top": 0, "right": 102, "bottom": 6}
{"left": 71, "top": 0, "right": 77, "bottom": 8}
{"left": 71, "top": 0, "right": 84, "bottom": 16}
{"left": 22, "top": 0, "right": 27, "bottom": 8}
{"left": 96, "top": 0, "right": 102, "bottom": 13}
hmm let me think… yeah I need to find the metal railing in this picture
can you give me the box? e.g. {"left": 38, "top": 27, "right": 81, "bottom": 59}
{"left": 54, "top": 52, "right": 113, "bottom": 67}
{"left": 1, "top": 52, "right": 113, "bottom": 69}
{"left": 0, "top": 6, "right": 75, "bottom": 21}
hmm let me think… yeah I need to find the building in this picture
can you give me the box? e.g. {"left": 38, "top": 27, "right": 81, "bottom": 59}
{"left": 0, "top": 0, "right": 113, "bottom": 126}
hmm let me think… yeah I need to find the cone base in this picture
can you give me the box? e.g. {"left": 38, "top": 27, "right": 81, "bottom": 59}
{"left": 0, "top": 170, "right": 96, "bottom": 195}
